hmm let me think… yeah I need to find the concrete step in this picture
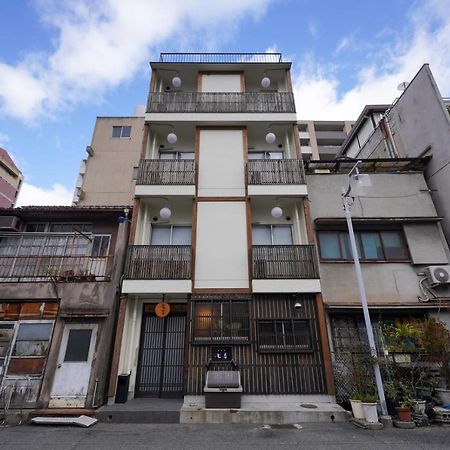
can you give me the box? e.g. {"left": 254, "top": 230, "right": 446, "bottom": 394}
{"left": 181, "top": 395, "right": 350, "bottom": 424}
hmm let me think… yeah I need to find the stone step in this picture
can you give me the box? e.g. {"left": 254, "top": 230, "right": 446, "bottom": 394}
{"left": 96, "top": 409, "right": 180, "bottom": 424}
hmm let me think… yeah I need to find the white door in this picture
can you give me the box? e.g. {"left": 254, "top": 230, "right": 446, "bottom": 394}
{"left": 49, "top": 323, "right": 97, "bottom": 408}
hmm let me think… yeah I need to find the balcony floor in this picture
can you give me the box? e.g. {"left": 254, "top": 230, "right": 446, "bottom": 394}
{"left": 252, "top": 279, "right": 321, "bottom": 293}
{"left": 122, "top": 279, "right": 192, "bottom": 295}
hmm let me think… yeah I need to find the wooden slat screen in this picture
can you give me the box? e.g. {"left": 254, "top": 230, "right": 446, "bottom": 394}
{"left": 247, "top": 160, "right": 305, "bottom": 185}
{"left": 137, "top": 159, "right": 195, "bottom": 185}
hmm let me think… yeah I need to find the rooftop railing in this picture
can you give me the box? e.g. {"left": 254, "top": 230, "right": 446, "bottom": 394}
{"left": 137, "top": 159, "right": 195, "bottom": 185}
{"left": 252, "top": 245, "right": 319, "bottom": 279}
{"left": 147, "top": 92, "right": 295, "bottom": 114}
{"left": 247, "top": 159, "right": 305, "bottom": 185}
{"left": 158, "top": 52, "right": 283, "bottom": 64}
{"left": 124, "top": 245, "right": 192, "bottom": 279}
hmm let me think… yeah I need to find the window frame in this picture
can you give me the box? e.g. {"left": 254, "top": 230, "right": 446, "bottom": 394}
{"left": 248, "top": 151, "right": 284, "bottom": 160}
{"left": 150, "top": 225, "right": 192, "bottom": 246}
{"left": 317, "top": 228, "right": 410, "bottom": 262}
{"left": 257, "top": 319, "right": 314, "bottom": 353}
{"left": 252, "top": 224, "right": 293, "bottom": 246}
{"left": 112, "top": 125, "right": 131, "bottom": 139}
{"left": 192, "top": 299, "right": 250, "bottom": 344}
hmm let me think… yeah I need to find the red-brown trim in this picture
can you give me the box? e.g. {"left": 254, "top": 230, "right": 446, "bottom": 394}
{"left": 194, "top": 127, "right": 200, "bottom": 196}
{"left": 197, "top": 72, "right": 202, "bottom": 92}
{"left": 191, "top": 200, "right": 198, "bottom": 293}
{"left": 192, "top": 288, "right": 252, "bottom": 295}
{"left": 293, "top": 124, "right": 303, "bottom": 160}
{"left": 149, "top": 69, "right": 157, "bottom": 94}
{"left": 240, "top": 72, "right": 245, "bottom": 92}
{"left": 128, "top": 198, "right": 140, "bottom": 245}
{"left": 316, "top": 293, "right": 335, "bottom": 395}
{"left": 286, "top": 69, "right": 293, "bottom": 93}
{"left": 246, "top": 198, "right": 253, "bottom": 291}
{"left": 107, "top": 294, "right": 128, "bottom": 398}
{"left": 303, "top": 198, "right": 315, "bottom": 245}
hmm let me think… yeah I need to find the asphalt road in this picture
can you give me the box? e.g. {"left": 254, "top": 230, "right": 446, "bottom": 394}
{"left": 1, "top": 422, "right": 450, "bottom": 449}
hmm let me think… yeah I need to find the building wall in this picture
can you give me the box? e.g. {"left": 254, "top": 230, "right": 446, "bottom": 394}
{"left": 74, "top": 117, "right": 144, "bottom": 206}
{"left": 307, "top": 172, "right": 450, "bottom": 307}
{"left": 0, "top": 148, "right": 23, "bottom": 208}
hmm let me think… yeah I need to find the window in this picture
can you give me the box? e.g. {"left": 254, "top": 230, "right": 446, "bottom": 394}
{"left": 151, "top": 226, "right": 191, "bottom": 245}
{"left": 159, "top": 151, "right": 194, "bottom": 160}
{"left": 64, "top": 329, "right": 92, "bottom": 362}
{"left": 248, "top": 151, "right": 283, "bottom": 160}
{"left": 257, "top": 319, "right": 312, "bottom": 352}
{"left": 13, "top": 322, "right": 53, "bottom": 357}
{"left": 193, "top": 300, "right": 249, "bottom": 343}
{"left": 252, "top": 225, "right": 293, "bottom": 245}
{"left": 112, "top": 125, "right": 131, "bottom": 138}
{"left": 318, "top": 229, "right": 409, "bottom": 261}
{"left": 25, "top": 223, "right": 93, "bottom": 233}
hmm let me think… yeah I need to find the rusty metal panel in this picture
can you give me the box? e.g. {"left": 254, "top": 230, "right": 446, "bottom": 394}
{"left": 8, "top": 357, "right": 45, "bottom": 374}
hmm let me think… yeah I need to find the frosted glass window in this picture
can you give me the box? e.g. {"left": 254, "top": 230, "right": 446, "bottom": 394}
{"left": 380, "top": 231, "right": 409, "bottom": 260}
{"left": 318, "top": 232, "right": 341, "bottom": 259}
{"left": 151, "top": 226, "right": 191, "bottom": 245}
{"left": 172, "top": 226, "right": 191, "bottom": 245}
{"left": 272, "top": 226, "right": 293, "bottom": 245}
{"left": 252, "top": 226, "right": 271, "bottom": 245}
{"left": 252, "top": 225, "right": 293, "bottom": 245}
{"left": 360, "top": 232, "right": 383, "bottom": 260}
{"left": 151, "top": 227, "right": 171, "bottom": 245}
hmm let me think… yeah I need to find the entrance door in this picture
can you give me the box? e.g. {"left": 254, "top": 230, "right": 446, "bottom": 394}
{"left": 135, "top": 311, "right": 185, "bottom": 397}
{"left": 49, "top": 323, "right": 97, "bottom": 408}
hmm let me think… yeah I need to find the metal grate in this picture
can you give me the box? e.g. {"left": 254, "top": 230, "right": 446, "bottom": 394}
{"left": 248, "top": 160, "right": 305, "bottom": 185}
{"left": 158, "top": 53, "right": 283, "bottom": 64}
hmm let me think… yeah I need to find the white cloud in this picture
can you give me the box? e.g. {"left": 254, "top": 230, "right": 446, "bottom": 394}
{"left": 0, "top": 132, "right": 9, "bottom": 147}
{"left": 335, "top": 36, "right": 352, "bottom": 54}
{"left": 294, "top": 0, "right": 450, "bottom": 120}
{"left": 308, "top": 20, "right": 318, "bottom": 38}
{"left": 0, "top": 0, "right": 272, "bottom": 122}
{"left": 16, "top": 182, "right": 73, "bottom": 206}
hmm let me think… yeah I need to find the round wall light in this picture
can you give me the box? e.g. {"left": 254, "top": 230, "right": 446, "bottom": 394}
{"left": 172, "top": 76, "right": 182, "bottom": 88}
{"left": 271, "top": 206, "right": 283, "bottom": 218}
{"left": 265, "top": 132, "right": 276, "bottom": 144}
{"left": 167, "top": 132, "right": 178, "bottom": 144}
{"left": 261, "top": 76, "right": 271, "bottom": 88}
{"left": 159, "top": 207, "right": 172, "bottom": 219}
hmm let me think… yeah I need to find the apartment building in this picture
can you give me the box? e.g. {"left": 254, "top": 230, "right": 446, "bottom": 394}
{"left": 107, "top": 53, "right": 335, "bottom": 406}
{"left": 73, "top": 112, "right": 145, "bottom": 207}
{"left": 0, "top": 147, "right": 23, "bottom": 208}
{"left": 0, "top": 206, "right": 129, "bottom": 414}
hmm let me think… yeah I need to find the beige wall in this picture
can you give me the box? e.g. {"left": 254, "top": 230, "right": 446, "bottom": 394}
{"left": 75, "top": 117, "right": 144, "bottom": 206}
{"left": 200, "top": 74, "right": 242, "bottom": 92}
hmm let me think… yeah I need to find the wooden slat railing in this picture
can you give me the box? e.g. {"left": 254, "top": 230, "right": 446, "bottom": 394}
{"left": 147, "top": 92, "right": 295, "bottom": 114}
{"left": 247, "top": 159, "right": 305, "bottom": 184}
{"left": 252, "top": 245, "right": 319, "bottom": 279}
{"left": 124, "top": 245, "right": 191, "bottom": 279}
{"left": 137, "top": 159, "right": 195, "bottom": 185}
{"left": 0, "top": 255, "right": 112, "bottom": 282}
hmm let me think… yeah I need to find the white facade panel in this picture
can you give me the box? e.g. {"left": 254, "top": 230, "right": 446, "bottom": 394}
{"left": 145, "top": 113, "right": 298, "bottom": 123}
{"left": 248, "top": 185, "right": 307, "bottom": 197}
{"left": 194, "top": 201, "right": 249, "bottom": 289}
{"left": 121, "top": 279, "right": 192, "bottom": 294}
{"left": 135, "top": 185, "right": 195, "bottom": 197}
{"left": 198, "top": 129, "right": 245, "bottom": 197}
{"left": 252, "top": 279, "right": 321, "bottom": 293}
{"left": 201, "top": 74, "right": 242, "bottom": 93}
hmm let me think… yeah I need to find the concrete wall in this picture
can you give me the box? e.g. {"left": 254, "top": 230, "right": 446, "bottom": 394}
{"left": 76, "top": 117, "right": 144, "bottom": 206}
{"left": 307, "top": 172, "right": 450, "bottom": 307}
{"left": 387, "top": 65, "right": 450, "bottom": 242}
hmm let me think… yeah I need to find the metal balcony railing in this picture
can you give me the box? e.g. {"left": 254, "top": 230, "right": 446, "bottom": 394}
{"left": 158, "top": 52, "right": 283, "bottom": 63}
{"left": 137, "top": 159, "right": 195, "bottom": 185}
{"left": 0, "top": 255, "right": 112, "bottom": 282}
{"left": 252, "top": 245, "right": 319, "bottom": 279}
{"left": 247, "top": 159, "right": 305, "bottom": 185}
{"left": 124, "top": 245, "right": 192, "bottom": 279}
{"left": 147, "top": 92, "right": 296, "bottom": 114}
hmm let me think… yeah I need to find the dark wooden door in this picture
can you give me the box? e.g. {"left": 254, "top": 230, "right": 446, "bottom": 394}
{"left": 135, "top": 312, "right": 186, "bottom": 397}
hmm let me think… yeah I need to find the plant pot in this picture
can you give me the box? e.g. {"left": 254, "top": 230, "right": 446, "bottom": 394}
{"left": 350, "top": 399, "right": 365, "bottom": 420}
{"left": 362, "top": 402, "right": 378, "bottom": 423}
{"left": 435, "top": 388, "right": 450, "bottom": 404}
{"left": 393, "top": 353, "right": 411, "bottom": 364}
{"left": 414, "top": 400, "right": 426, "bottom": 414}
{"left": 396, "top": 407, "right": 412, "bottom": 422}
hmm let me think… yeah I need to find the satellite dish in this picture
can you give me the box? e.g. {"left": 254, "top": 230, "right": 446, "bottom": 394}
{"left": 397, "top": 81, "right": 409, "bottom": 92}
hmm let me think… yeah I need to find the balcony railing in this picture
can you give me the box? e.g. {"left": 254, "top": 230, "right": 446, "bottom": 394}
{"left": 124, "top": 245, "right": 192, "bottom": 279}
{"left": 136, "top": 159, "right": 195, "bottom": 185}
{"left": 0, "top": 255, "right": 112, "bottom": 282}
{"left": 147, "top": 92, "right": 295, "bottom": 114}
{"left": 247, "top": 159, "right": 305, "bottom": 185}
{"left": 159, "top": 52, "right": 283, "bottom": 64}
{"left": 252, "top": 245, "right": 319, "bottom": 279}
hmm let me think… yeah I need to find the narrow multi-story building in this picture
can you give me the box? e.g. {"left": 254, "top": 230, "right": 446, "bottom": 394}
{"left": 108, "top": 53, "right": 335, "bottom": 411}
{"left": 0, "top": 147, "right": 23, "bottom": 208}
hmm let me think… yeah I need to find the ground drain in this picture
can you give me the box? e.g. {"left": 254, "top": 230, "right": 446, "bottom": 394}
{"left": 263, "top": 424, "right": 302, "bottom": 430}
{"left": 299, "top": 403, "right": 318, "bottom": 409}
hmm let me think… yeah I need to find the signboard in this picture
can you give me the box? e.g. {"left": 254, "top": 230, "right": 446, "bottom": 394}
{"left": 155, "top": 302, "right": 170, "bottom": 318}
{"left": 211, "top": 346, "right": 232, "bottom": 362}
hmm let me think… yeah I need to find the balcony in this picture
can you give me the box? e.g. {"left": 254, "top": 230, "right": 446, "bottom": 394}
{"left": 0, "top": 255, "right": 112, "bottom": 282}
{"left": 135, "top": 159, "right": 196, "bottom": 196}
{"left": 252, "top": 245, "right": 320, "bottom": 293}
{"left": 158, "top": 52, "right": 283, "bottom": 64}
{"left": 247, "top": 160, "right": 307, "bottom": 196}
{"left": 146, "top": 92, "right": 296, "bottom": 115}
{"left": 122, "top": 245, "right": 192, "bottom": 294}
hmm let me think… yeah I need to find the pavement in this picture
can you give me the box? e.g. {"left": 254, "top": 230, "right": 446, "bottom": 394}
{"left": 1, "top": 422, "right": 450, "bottom": 449}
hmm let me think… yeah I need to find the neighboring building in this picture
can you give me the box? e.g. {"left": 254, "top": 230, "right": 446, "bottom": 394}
{"left": 305, "top": 158, "right": 450, "bottom": 398}
{"left": 338, "top": 64, "right": 450, "bottom": 244}
{"left": 0, "top": 148, "right": 23, "bottom": 208}
{"left": 0, "top": 206, "right": 129, "bottom": 414}
{"left": 73, "top": 112, "right": 145, "bottom": 207}
{"left": 298, "top": 121, "right": 353, "bottom": 160}
{"left": 108, "top": 52, "right": 335, "bottom": 405}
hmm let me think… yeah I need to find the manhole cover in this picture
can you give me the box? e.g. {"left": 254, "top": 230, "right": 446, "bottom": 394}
{"left": 300, "top": 403, "right": 318, "bottom": 409}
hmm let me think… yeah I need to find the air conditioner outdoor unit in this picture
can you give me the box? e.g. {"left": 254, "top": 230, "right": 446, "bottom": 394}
{"left": 0, "top": 215, "right": 21, "bottom": 231}
{"left": 424, "top": 265, "right": 450, "bottom": 285}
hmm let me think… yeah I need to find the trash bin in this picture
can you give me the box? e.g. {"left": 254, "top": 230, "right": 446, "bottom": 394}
{"left": 204, "top": 367, "right": 242, "bottom": 408}
{"left": 115, "top": 373, "right": 130, "bottom": 403}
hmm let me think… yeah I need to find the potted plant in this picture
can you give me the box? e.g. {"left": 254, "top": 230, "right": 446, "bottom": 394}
{"left": 361, "top": 393, "right": 378, "bottom": 423}
{"left": 395, "top": 381, "right": 415, "bottom": 422}
{"left": 420, "top": 318, "right": 450, "bottom": 404}
{"left": 349, "top": 393, "right": 365, "bottom": 420}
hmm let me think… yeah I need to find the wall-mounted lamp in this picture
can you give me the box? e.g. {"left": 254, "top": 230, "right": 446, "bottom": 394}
{"left": 271, "top": 206, "right": 283, "bottom": 218}
{"left": 159, "top": 206, "right": 172, "bottom": 219}
{"left": 172, "top": 75, "right": 182, "bottom": 88}
{"left": 265, "top": 132, "right": 276, "bottom": 144}
{"left": 261, "top": 76, "right": 271, "bottom": 88}
{"left": 167, "top": 132, "right": 178, "bottom": 144}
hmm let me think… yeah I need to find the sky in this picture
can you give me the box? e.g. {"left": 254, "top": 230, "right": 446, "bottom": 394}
{"left": 1, "top": 0, "right": 450, "bottom": 207}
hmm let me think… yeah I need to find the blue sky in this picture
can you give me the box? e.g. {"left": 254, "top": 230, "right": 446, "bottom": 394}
{"left": 1, "top": 0, "right": 449, "bottom": 206}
